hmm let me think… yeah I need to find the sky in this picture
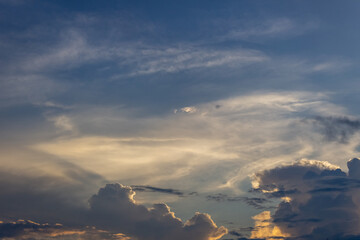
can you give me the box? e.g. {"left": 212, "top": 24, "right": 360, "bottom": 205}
{"left": 1, "top": 0, "right": 360, "bottom": 239}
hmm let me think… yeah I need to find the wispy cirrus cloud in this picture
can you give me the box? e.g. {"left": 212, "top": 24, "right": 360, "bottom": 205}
{"left": 218, "top": 18, "right": 318, "bottom": 42}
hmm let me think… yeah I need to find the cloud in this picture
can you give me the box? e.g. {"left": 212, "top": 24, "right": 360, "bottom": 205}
{"left": 121, "top": 46, "right": 266, "bottom": 77}
{"left": 206, "top": 194, "right": 271, "bottom": 209}
{"left": 49, "top": 115, "right": 75, "bottom": 132}
{"left": 180, "top": 106, "right": 197, "bottom": 114}
{"left": 250, "top": 211, "right": 289, "bottom": 240}
{"left": 32, "top": 91, "right": 356, "bottom": 194}
{"left": 311, "top": 60, "right": 351, "bottom": 73}
{"left": 0, "top": 18, "right": 268, "bottom": 107}
{"left": 0, "top": 176, "right": 227, "bottom": 240}
{"left": 305, "top": 116, "right": 360, "bottom": 143}
{"left": 0, "top": 219, "right": 53, "bottom": 238}
{"left": 221, "top": 18, "right": 318, "bottom": 42}
{"left": 131, "top": 185, "right": 185, "bottom": 196}
{"left": 250, "top": 158, "right": 360, "bottom": 239}
{"left": 225, "top": 18, "right": 295, "bottom": 40}
{"left": 6, "top": 23, "right": 267, "bottom": 76}
{"left": 5, "top": 91, "right": 360, "bottom": 239}
{"left": 88, "top": 183, "right": 227, "bottom": 240}
{"left": 0, "top": 219, "right": 131, "bottom": 240}
{"left": 173, "top": 106, "right": 198, "bottom": 114}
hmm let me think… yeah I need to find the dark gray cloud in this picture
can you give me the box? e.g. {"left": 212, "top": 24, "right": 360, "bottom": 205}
{"left": 0, "top": 219, "right": 129, "bottom": 239}
{"left": 252, "top": 158, "right": 360, "bottom": 239}
{"left": 130, "top": 185, "right": 185, "bottom": 196}
{"left": 306, "top": 116, "right": 360, "bottom": 143}
{"left": 206, "top": 193, "right": 271, "bottom": 209}
{"left": 0, "top": 220, "right": 53, "bottom": 238}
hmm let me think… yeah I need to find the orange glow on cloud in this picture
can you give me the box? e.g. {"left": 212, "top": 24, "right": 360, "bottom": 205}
{"left": 250, "top": 211, "right": 290, "bottom": 240}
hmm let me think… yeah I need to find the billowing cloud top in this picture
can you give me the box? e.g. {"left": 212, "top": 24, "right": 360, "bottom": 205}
{"left": 0, "top": 183, "right": 227, "bottom": 240}
{"left": 251, "top": 158, "right": 360, "bottom": 240}
{"left": 89, "top": 183, "right": 227, "bottom": 240}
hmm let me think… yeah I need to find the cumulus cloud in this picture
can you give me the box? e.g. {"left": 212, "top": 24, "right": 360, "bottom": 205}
{"left": 250, "top": 158, "right": 360, "bottom": 239}
{"left": 88, "top": 183, "right": 227, "bottom": 240}
{"left": 0, "top": 178, "right": 226, "bottom": 240}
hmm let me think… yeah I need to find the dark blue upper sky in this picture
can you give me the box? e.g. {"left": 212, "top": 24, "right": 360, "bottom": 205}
{"left": 1, "top": 0, "right": 360, "bottom": 115}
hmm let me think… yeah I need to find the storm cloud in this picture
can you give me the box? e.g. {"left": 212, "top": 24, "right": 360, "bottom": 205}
{"left": 251, "top": 158, "right": 360, "bottom": 239}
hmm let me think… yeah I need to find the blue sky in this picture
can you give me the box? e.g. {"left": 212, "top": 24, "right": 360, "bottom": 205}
{"left": 1, "top": 1, "right": 360, "bottom": 239}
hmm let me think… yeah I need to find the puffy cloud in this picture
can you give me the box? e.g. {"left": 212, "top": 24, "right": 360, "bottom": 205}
{"left": 88, "top": 183, "right": 227, "bottom": 240}
{"left": 251, "top": 158, "right": 360, "bottom": 239}
{"left": 0, "top": 180, "right": 226, "bottom": 240}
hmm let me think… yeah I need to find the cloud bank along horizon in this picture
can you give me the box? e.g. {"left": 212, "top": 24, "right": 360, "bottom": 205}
{"left": 3, "top": 158, "right": 360, "bottom": 240}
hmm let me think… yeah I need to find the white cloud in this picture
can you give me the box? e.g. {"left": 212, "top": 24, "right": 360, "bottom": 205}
{"left": 180, "top": 106, "right": 197, "bottom": 113}
{"left": 221, "top": 18, "right": 318, "bottom": 41}
{"left": 122, "top": 46, "right": 267, "bottom": 76}
{"left": 49, "top": 115, "right": 75, "bottom": 132}
{"left": 311, "top": 60, "right": 351, "bottom": 73}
